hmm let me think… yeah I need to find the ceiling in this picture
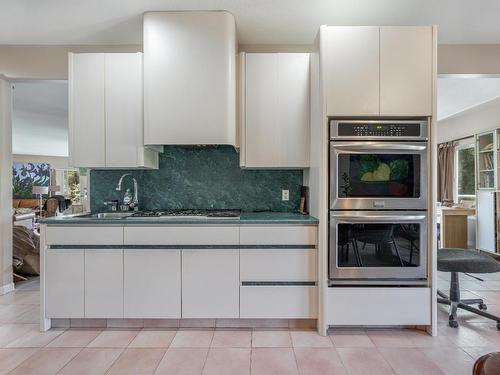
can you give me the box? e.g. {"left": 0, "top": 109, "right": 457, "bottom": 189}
{"left": 12, "top": 81, "right": 69, "bottom": 157}
{"left": 2, "top": 0, "right": 500, "bottom": 45}
{"left": 437, "top": 77, "right": 500, "bottom": 120}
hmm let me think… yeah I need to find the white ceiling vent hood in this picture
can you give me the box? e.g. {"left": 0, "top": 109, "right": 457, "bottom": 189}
{"left": 143, "top": 11, "right": 236, "bottom": 146}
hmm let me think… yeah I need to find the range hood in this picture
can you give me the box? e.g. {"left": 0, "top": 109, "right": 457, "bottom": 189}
{"left": 143, "top": 11, "right": 236, "bottom": 146}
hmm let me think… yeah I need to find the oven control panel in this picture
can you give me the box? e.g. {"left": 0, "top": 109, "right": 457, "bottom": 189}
{"left": 331, "top": 120, "right": 427, "bottom": 139}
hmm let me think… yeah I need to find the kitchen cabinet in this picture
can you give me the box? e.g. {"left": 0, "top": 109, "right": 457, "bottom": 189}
{"left": 241, "top": 53, "right": 310, "bottom": 168}
{"left": 182, "top": 249, "right": 239, "bottom": 318}
{"left": 45, "top": 248, "right": 84, "bottom": 318}
{"left": 84, "top": 249, "right": 123, "bottom": 318}
{"left": 324, "top": 26, "right": 433, "bottom": 117}
{"left": 68, "top": 52, "right": 158, "bottom": 169}
{"left": 379, "top": 26, "right": 433, "bottom": 116}
{"left": 325, "top": 27, "right": 380, "bottom": 117}
{"left": 143, "top": 11, "right": 236, "bottom": 145}
{"left": 123, "top": 249, "right": 181, "bottom": 318}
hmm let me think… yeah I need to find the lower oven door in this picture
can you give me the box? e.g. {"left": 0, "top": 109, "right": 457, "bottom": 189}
{"left": 329, "top": 211, "right": 428, "bottom": 285}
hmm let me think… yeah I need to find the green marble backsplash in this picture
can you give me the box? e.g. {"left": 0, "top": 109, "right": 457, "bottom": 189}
{"left": 90, "top": 146, "right": 303, "bottom": 212}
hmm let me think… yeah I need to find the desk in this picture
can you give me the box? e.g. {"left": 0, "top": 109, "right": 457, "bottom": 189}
{"left": 440, "top": 207, "right": 475, "bottom": 249}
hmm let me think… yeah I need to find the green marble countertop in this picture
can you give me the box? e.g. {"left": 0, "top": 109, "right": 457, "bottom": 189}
{"left": 40, "top": 211, "right": 319, "bottom": 226}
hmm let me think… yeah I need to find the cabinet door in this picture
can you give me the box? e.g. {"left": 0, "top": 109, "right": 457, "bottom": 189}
{"left": 245, "top": 53, "right": 280, "bottom": 167}
{"left": 69, "top": 53, "right": 105, "bottom": 167}
{"left": 277, "top": 54, "right": 310, "bottom": 167}
{"left": 105, "top": 53, "right": 143, "bottom": 168}
{"left": 380, "top": 26, "right": 433, "bottom": 116}
{"left": 124, "top": 249, "right": 181, "bottom": 318}
{"left": 85, "top": 249, "right": 123, "bottom": 318}
{"left": 182, "top": 249, "right": 239, "bottom": 318}
{"left": 325, "top": 27, "right": 380, "bottom": 116}
{"left": 45, "top": 249, "right": 84, "bottom": 318}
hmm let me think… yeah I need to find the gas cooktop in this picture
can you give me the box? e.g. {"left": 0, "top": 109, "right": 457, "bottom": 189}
{"left": 129, "top": 209, "right": 241, "bottom": 219}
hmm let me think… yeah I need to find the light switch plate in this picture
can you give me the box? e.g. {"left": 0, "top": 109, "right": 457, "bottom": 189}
{"left": 282, "top": 190, "right": 289, "bottom": 201}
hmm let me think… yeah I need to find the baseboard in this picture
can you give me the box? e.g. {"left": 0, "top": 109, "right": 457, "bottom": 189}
{"left": 0, "top": 282, "right": 15, "bottom": 295}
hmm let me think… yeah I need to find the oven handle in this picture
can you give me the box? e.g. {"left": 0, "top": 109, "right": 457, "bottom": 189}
{"left": 332, "top": 142, "right": 427, "bottom": 151}
{"left": 334, "top": 215, "right": 427, "bottom": 223}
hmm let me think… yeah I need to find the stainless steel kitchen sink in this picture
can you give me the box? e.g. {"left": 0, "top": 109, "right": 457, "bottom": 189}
{"left": 91, "top": 212, "right": 134, "bottom": 219}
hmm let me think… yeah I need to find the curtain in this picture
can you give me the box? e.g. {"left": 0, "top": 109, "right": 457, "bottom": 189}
{"left": 438, "top": 141, "right": 455, "bottom": 205}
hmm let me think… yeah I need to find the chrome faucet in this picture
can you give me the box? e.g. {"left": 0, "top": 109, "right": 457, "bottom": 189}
{"left": 115, "top": 173, "right": 139, "bottom": 210}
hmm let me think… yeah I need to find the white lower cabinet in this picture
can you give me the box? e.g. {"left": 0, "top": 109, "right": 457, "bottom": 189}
{"left": 84, "top": 249, "right": 124, "bottom": 318}
{"left": 182, "top": 249, "right": 239, "bottom": 318}
{"left": 45, "top": 249, "right": 84, "bottom": 318}
{"left": 124, "top": 249, "right": 181, "bottom": 318}
{"left": 240, "top": 286, "right": 317, "bottom": 319}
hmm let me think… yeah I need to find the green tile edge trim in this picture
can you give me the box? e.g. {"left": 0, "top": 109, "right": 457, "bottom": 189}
{"left": 241, "top": 281, "right": 317, "bottom": 286}
{"left": 49, "top": 244, "right": 316, "bottom": 249}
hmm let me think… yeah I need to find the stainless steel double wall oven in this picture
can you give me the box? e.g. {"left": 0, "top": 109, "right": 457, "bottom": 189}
{"left": 329, "top": 119, "right": 429, "bottom": 285}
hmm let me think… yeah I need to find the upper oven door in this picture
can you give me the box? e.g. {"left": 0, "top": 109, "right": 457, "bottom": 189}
{"left": 330, "top": 141, "right": 428, "bottom": 210}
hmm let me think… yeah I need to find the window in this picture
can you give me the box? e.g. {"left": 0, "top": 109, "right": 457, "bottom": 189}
{"left": 454, "top": 141, "right": 475, "bottom": 203}
{"left": 54, "top": 169, "right": 81, "bottom": 205}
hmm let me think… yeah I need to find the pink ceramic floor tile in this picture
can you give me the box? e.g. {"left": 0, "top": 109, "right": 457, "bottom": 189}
{"left": 106, "top": 348, "right": 165, "bottom": 375}
{"left": 128, "top": 330, "right": 176, "bottom": 348}
{"left": 8, "top": 347, "right": 80, "bottom": 375}
{"left": 419, "top": 346, "right": 475, "bottom": 375}
{"left": 250, "top": 348, "right": 299, "bottom": 375}
{"left": 366, "top": 329, "right": 415, "bottom": 348}
{"left": 378, "top": 347, "right": 445, "bottom": 375}
{"left": 87, "top": 330, "right": 139, "bottom": 348}
{"left": 202, "top": 348, "right": 250, "bottom": 375}
{"left": 0, "top": 348, "right": 38, "bottom": 375}
{"left": 336, "top": 347, "right": 395, "bottom": 375}
{"left": 329, "top": 330, "right": 375, "bottom": 348}
{"left": 294, "top": 347, "right": 348, "bottom": 375}
{"left": 211, "top": 330, "right": 251, "bottom": 348}
{"left": 251, "top": 331, "right": 292, "bottom": 348}
{"left": 154, "top": 348, "right": 208, "bottom": 375}
{"left": 57, "top": 348, "right": 124, "bottom": 375}
{"left": 290, "top": 331, "right": 333, "bottom": 348}
{"left": 47, "top": 329, "right": 102, "bottom": 347}
{"left": 170, "top": 330, "right": 214, "bottom": 348}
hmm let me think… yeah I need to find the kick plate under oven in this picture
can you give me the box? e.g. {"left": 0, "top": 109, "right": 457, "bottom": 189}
{"left": 329, "top": 211, "right": 428, "bottom": 285}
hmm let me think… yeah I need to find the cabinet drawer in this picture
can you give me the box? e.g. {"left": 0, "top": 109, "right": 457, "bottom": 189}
{"left": 328, "top": 287, "right": 431, "bottom": 325}
{"left": 240, "top": 226, "right": 316, "bottom": 245}
{"left": 240, "top": 286, "right": 317, "bottom": 319}
{"left": 240, "top": 249, "right": 316, "bottom": 281}
{"left": 45, "top": 226, "right": 123, "bottom": 245}
{"left": 124, "top": 226, "right": 239, "bottom": 245}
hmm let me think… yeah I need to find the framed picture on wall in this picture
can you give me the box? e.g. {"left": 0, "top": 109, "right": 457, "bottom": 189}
{"left": 12, "top": 163, "right": 50, "bottom": 199}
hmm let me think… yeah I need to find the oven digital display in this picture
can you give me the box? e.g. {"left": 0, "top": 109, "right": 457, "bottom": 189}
{"left": 337, "top": 122, "right": 422, "bottom": 137}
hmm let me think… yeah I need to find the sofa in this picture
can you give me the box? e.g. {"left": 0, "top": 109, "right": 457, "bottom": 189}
{"left": 12, "top": 198, "right": 43, "bottom": 210}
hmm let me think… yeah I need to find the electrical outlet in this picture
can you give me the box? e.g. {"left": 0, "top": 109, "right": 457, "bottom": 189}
{"left": 282, "top": 189, "right": 289, "bottom": 201}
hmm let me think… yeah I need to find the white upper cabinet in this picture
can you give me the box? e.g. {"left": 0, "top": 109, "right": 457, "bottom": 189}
{"left": 69, "top": 53, "right": 106, "bottom": 168}
{"left": 379, "top": 26, "right": 433, "bottom": 116}
{"left": 324, "top": 26, "right": 434, "bottom": 117}
{"left": 241, "top": 52, "right": 310, "bottom": 168}
{"left": 143, "top": 11, "right": 236, "bottom": 145}
{"left": 68, "top": 52, "right": 159, "bottom": 169}
{"left": 325, "top": 27, "right": 380, "bottom": 117}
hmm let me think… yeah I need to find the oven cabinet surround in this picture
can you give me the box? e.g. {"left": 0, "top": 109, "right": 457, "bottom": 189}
{"left": 68, "top": 52, "right": 159, "bottom": 169}
{"left": 324, "top": 26, "right": 434, "bottom": 117}
{"left": 40, "top": 223, "right": 318, "bottom": 331}
{"left": 239, "top": 52, "right": 310, "bottom": 168}
{"left": 143, "top": 11, "right": 236, "bottom": 146}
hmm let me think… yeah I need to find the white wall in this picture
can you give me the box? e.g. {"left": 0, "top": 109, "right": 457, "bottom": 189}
{"left": 13, "top": 154, "right": 70, "bottom": 170}
{"left": 0, "top": 78, "right": 13, "bottom": 294}
{"left": 437, "top": 96, "right": 500, "bottom": 143}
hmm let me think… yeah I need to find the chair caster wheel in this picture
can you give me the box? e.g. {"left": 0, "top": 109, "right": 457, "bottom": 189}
{"left": 479, "top": 303, "right": 488, "bottom": 311}
{"left": 449, "top": 320, "right": 459, "bottom": 328}
{"left": 497, "top": 323, "right": 500, "bottom": 331}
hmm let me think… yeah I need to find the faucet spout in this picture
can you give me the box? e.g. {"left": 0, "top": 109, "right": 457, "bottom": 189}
{"left": 116, "top": 173, "right": 139, "bottom": 209}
